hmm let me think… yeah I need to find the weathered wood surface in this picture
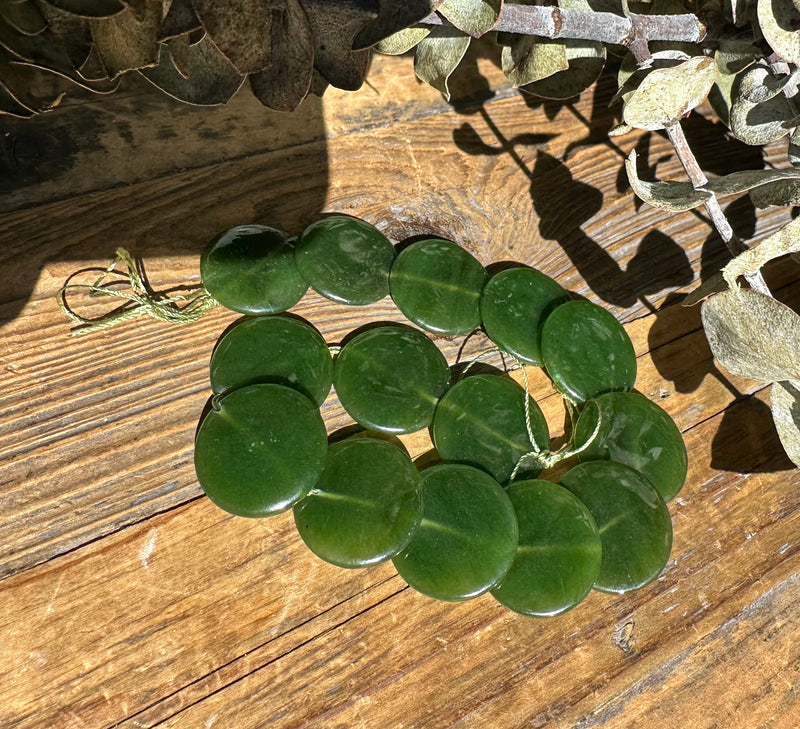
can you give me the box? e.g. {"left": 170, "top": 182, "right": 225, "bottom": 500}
{"left": 1, "top": 52, "right": 799, "bottom": 729}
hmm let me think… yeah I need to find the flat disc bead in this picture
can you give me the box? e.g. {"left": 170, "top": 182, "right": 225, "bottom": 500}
{"left": 431, "top": 373, "right": 549, "bottom": 484}
{"left": 333, "top": 325, "right": 450, "bottom": 434}
{"left": 480, "top": 267, "right": 569, "bottom": 365}
{"left": 393, "top": 464, "right": 518, "bottom": 601}
{"left": 491, "top": 479, "right": 602, "bottom": 617}
{"left": 293, "top": 438, "right": 422, "bottom": 568}
{"left": 201, "top": 224, "right": 307, "bottom": 314}
{"left": 294, "top": 215, "right": 396, "bottom": 305}
{"left": 540, "top": 300, "right": 636, "bottom": 403}
{"left": 560, "top": 461, "right": 673, "bottom": 594}
{"left": 390, "top": 238, "right": 488, "bottom": 335}
{"left": 194, "top": 383, "right": 327, "bottom": 518}
{"left": 574, "top": 391, "right": 688, "bottom": 502}
{"left": 209, "top": 315, "right": 333, "bottom": 405}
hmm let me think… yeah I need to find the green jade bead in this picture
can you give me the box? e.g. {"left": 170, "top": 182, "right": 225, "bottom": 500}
{"left": 194, "top": 383, "right": 327, "bottom": 518}
{"left": 209, "top": 315, "right": 333, "bottom": 405}
{"left": 333, "top": 325, "right": 450, "bottom": 434}
{"left": 540, "top": 300, "right": 636, "bottom": 403}
{"left": 294, "top": 438, "right": 422, "bottom": 568}
{"left": 393, "top": 463, "right": 518, "bottom": 601}
{"left": 574, "top": 391, "right": 688, "bottom": 502}
{"left": 431, "top": 373, "right": 549, "bottom": 484}
{"left": 560, "top": 461, "right": 673, "bottom": 593}
{"left": 390, "top": 238, "right": 488, "bottom": 336}
{"left": 480, "top": 267, "right": 569, "bottom": 366}
{"left": 295, "top": 215, "right": 396, "bottom": 305}
{"left": 201, "top": 224, "right": 307, "bottom": 315}
{"left": 491, "top": 479, "right": 602, "bottom": 617}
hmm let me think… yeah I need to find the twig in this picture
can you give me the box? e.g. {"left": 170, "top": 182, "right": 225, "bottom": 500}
{"left": 421, "top": 5, "right": 706, "bottom": 46}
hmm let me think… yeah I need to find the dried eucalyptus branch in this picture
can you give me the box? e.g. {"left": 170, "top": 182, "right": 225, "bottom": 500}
{"left": 420, "top": 5, "right": 706, "bottom": 46}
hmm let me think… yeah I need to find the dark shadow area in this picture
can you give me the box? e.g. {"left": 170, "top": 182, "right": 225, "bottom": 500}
{"left": 648, "top": 197, "right": 758, "bottom": 392}
{"left": 711, "top": 395, "right": 796, "bottom": 473}
{"left": 529, "top": 151, "right": 693, "bottom": 308}
{"left": 0, "top": 73, "right": 330, "bottom": 326}
{"left": 672, "top": 111, "right": 764, "bottom": 177}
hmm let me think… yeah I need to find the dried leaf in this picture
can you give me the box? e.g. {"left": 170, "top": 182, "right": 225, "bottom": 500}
{"left": 0, "top": 81, "right": 36, "bottom": 117}
{"left": 683, "top": 271, "right": 730, "bottom": 306}
{"left": 0, "top": 19, "right": 118, "bottom": 91}
{"left": 701, "top": 289, "right": 800, "bottom": 383}
{"left": 353, "top": 1, "right": 442, "bottom": 50}
{"left": 501, "top": 35, "right": 568, "bottom": 88}
{"left": 46, "top": 0, "right": 125, "bottom": 17}
{"left": 90, "top": 0, "right": 163, "bottom": 77}
{"left": 715, "top": 37, "right": 761, "bottom": 75}
{"left": 623, "top": 56, "right": 717, "bottom": 131}
{"left": 722, "top": 215, "right": 800, "bottom": 288}
{"left": 300, "top": 0, "right": 377, "bottom": 91}
{"left": 159, "top": 0, "right": 200, "bottom": 40}
{"left": 191, "top": 0, "right": 275, "bottom": 75}
{"left": 750, "top": 178, "right": 800, "bottom": 207}
{"left": 771, "top": 380, "right": 800, "bottom": 467}
{"left": 0, "top": 49, "right": 66, "bottom": 114}
{"left": 140, "top": 34, "right": 244, "bottom": 104}
{"left": 730, "top": 66, "right": 796, "bottom": 145}
{"left": 121, "top": 0, "right": 149, "bottom": 19}
{"left": 1, "top": 1, "right": 47, "bottom": 36}
{"left": 375, "top": 26, "right": 430, "bottom": 54}
{"left": 706, "top": 167, "right": 800, "bottom": 195}
{"left": 519, "top": 39, "right": 605, "bottom": 100}
{"left": 38, "top": 2, "right": 94, "bottom": 69}
{"left": 414, "top": 25, "right": 470, "bottom": 100}
{"left": 790, "top": 125, "right": 800, "bottom": 165}
{"left": 438, "top": 0, "right": 502, "bottom": 38}
{"left": 758, "top": 0, "right": 800, "bottom": 65}
{"left": 166, "top": 33, "right": 192, "bottom": 77}
{"left": 248, "top": 0, "right": 313, "bottom": 111}
{"left": 625, "top": 150, "right": 710, "bottom": 211}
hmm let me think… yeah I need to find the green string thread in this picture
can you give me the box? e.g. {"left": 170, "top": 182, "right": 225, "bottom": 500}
{"left": 57, "top": 248, "right": 219, "bottom": 336}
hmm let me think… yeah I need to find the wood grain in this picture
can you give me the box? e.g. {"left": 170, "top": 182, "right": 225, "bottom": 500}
{"left": 2, "top": 45, "right": 800, "bottom": 729}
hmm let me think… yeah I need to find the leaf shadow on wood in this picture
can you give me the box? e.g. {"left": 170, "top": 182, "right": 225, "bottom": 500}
{"left": 711, "top": 395, "right": 795, "bottom": 473}
{"left": 528, "top": 150, "right": 694, "bottom": 308}
{"left": 0, "top": 77, "right": 330, "bottom": 328}
{"left": 648, "top": 197, "right": 758, "bottom": 395}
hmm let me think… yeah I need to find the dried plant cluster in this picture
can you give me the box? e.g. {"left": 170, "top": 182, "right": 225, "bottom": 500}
{"left": 5, "top": 0, "right": 800, "bottom": 467}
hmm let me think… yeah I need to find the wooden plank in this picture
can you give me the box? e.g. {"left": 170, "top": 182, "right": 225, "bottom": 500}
{"left": 0, "top": 52, "right": 509, "bottom": 215}
{"left": 3, "top": 375, "right": 795, "bottom": 729}
{"left": 1, "top": 91, "right": 798, "bottom": 576}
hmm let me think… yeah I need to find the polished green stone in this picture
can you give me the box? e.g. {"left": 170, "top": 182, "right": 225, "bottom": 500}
{"left": 431, "top": 374, "right": 550, "bottom": 484}
{"left": 333, "top": 325, "right": 450, "bottom": 434}
{"left": 294, "top": 215, "right": 396, "bottom": 305}
{"left": 194, "top": 383, "right": 327, "bottom": 518}
{"left": 491, "top": 479, "right": 602, "bottom": 617}
{"left": 540, "top": 300, "right": 636, "bottom": 403}
{"left": 201, "top": 224, "right": 307, "bottom": 315}
{"left": 574, "top": 391, "right": 688, "bottom": 502}
{"left": 393, "top": 464, "right": 518, "bottom": 601}
{"left": 390, "top": 238, "right": 488, "bottom": 335}
{"left": 209, "top": 315, "right": 333, "bottom": 405}
{"left": 560, "top": 461, "right": 673, "bottom": 593}
{"left": 294, "top": 438, "right": 422, "bottom": 568}
{"left": 480, "top": 267, "right": 569, "bottom": 366}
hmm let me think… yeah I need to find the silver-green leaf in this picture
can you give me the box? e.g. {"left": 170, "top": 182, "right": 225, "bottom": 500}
{"left": 414, "top": 26, "right": 470, "bottom": 100}
{"left": 623, "top": 55, "right": 717, "bottom": 131}
{"left": 438, "top": 0, "right": 502, "bottom": 38}
{"left": 701, "top": 289, "right": 800, "bottom": 383}
{"left": 771, "top": 380, "right": 800, "bottom": 467}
